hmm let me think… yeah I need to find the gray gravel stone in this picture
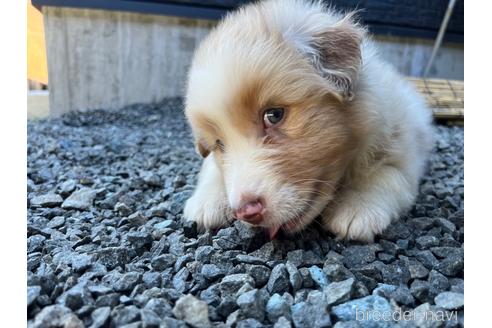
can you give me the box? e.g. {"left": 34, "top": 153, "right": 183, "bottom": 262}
{"left": 323, "top": 262, "right": 355, "bottom": 282}
{"left": 214, "top": 227, "right": 241, "bottom": 250}
{"left": 436, "top": 253, "right": 464, "bottom": 276}
{"left": 250, "top": 242, "right": 276, "bottom": 261}
{"left": 144, "top": 298, "right": 173, "bottom": 318}
{"left": 173, "top": 267, "right": 190, "bottom": 293}
{"left": 415, "top": 235, "right": 440, "bottom": 250}
{"left": 125, "top": 211, "right": 149, "bottom": 227}
{"left": 221, "top": 274, "right": 256, "bottom": 297}
{"left": 299, "top": 267, "right": 313, "bottom": 288}
{"left": 268, "top": 264, "right": 289, "bottom": 294}
{"left": 266, "top": 293, "right": 292, "bottom": 323}
{"left": 90, "top": 306, "right": 111, "bottom": 328}
{"left": 333, "top": 322, "right": 361, "bottom": 328}
{"left": 57, "top": 282, "right": 93, "bottom": 311}
{"left": 127, "top": 231, "right": 152, "bottom": 251}
{"left": 408, "top": 217, "right": 435, "bottom": 231}
{"left": 286, "top": 250, "right": 323, "bottom": 268}
{"left": 151, "top": 254, "right": 176, "bottom": 271}
{"left": 62, "top": 188, "right": 98, "bottom": 210}
{"left": 195, "top": 246, "right": 214, "bottom": 263}
{"left": 142, "top": 272, "right": 161, "bottom": 289}
{"left": 27, "top": 286, "right": 41, "bottom": 307}
{"left": 274, "top": 316, "right": 292, "bottom": 328}
{"left": 323, "top": 278, "right": 354, "bottom": 305}
{"left": 173, "top": 294, "right": 211, "bottom": 328}
{"left": 97, "top": 247, "right": 131, "bottom": 270}
{"left": 27, "top": 235, "right": 46, "bottom": 253}
{"left": 237, "top": 289, "right": 266, "bottom": 321}
{"left": 202, "top": 264, "right": 225, "bottom": 281}
{"left": 449, "top": 278, "right": 464, "bottom": 294}
{"left": 285, "top": 261, "right": 302, "bottom": 292}
{"left": 342, "top": 246, "right": 376, "bottom": 268}
{"left": 115, "top": 202, "right": 132, "bottom": 216}
{"left": 111, "top": 305, "right": 141, "bottom": 327}
{"left": 33, "top": 304, "right": 84, "bottom": 328}
{"left": 372, "top": 284, "right": 414, "bottom": 306}
{"left": 140, "top": 308, "right": 162, "bottom": 327}
{"left": 114, "top": 272, "right": 142, "bottom": 292}
{"left": 380, "top": 222, "right": 410, "bottom": 241}
{"left": 246, "top": 265, "right": 271, "bottom": 288}
{"left": 434, "top": 292, "right": 464, "bottom": 310}
{"left": 237, "top": 318, "right": 265, "bottom": 328}
{"left": 236, "top": 254, "right": 268, "bottom": 265}
{"left": 31, "top": 193, "right": 63, "bottom": 207}
{"left": 154, "top": 219, "right": 176, "bottom": 230}
{"left": 410, "top": 280, "right": 438, "bottom": 304}
{"left": 428, "top": 270, "right": 449, "bottom": 291}
{"left": 59, "top": 180, "right": 77, "bottom": 195}
{"left": 415, "top": 250, "right": 440, "bottom": 270}
{"left": 71, "top": 254, "right": 92, "bottom": 273}
{"left": 95, "top": 293, "right": 120, "bottom": 308}
{"left": 381, "top": 261, "right": 411, "bottom": 285}
{"left": 331, "top": 295, "right": 393, "bottom": 328}
{"left": 408, "top": 262, "right": 430, "bottom": 280}
{"left": 291, "top": 301, "right": 331, "bottom": 328}
{"left": 236, "top": 283, "right": 254, "bottom": 297}
{"left": 308, "top": 266, "right": 330, "bottom": 288}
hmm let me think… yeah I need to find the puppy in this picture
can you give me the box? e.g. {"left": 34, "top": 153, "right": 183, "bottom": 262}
{"left": 183, "top": 0, "right": 433, "bottom": 242}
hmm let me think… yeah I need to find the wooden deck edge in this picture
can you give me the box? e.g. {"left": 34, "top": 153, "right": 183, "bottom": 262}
{"left": 408, "top": 77, "right": 464, "bottom": 121}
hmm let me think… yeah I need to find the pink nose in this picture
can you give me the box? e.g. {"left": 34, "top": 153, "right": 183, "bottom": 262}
{"left": 234, "top": 197, "right": 264, "bottom": 224}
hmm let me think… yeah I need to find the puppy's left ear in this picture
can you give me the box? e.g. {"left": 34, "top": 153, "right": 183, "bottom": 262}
{"left": 309, "top": 13, "right": 365, "bottom": 101}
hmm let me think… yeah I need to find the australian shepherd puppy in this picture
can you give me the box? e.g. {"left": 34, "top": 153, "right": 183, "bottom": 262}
{"left": 183, "top": 0, "right": 433, "bottom": 242}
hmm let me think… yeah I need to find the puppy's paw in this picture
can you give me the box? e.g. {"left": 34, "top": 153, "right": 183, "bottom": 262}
{"left": 183, "top": 192, "right": 230, "bottom": 231}
{"left": 323, "top": 196, "right": 393, "bottom": 243}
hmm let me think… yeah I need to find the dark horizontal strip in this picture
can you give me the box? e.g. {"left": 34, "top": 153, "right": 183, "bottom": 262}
{"left": 32, "top": 0, "right": 228, "bottom": 20}
{"left": 368, "top": 24, "right": 463, "bottom": 43}
{"left": 32, "top": 0, "right": 463, "bottom": 42}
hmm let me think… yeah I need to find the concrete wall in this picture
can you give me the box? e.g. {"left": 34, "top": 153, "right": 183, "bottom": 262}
{"left": 375, "top": 35, "right": 463, "bottom": 80}
{"left": 43, "top": 7, "right": 463, "bottom": 117}
{"left": 43, "top": 7, "right": 214, "bottom": 116}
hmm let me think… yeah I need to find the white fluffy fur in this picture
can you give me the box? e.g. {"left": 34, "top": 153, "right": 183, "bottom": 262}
{"left": 183, "top": 152, "right": 231, "bottom": 229}
{"left": 183, "top": 0, "right": 433, "bottom": 242}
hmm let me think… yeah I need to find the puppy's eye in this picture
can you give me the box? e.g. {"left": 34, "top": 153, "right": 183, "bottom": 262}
{"left": 215, "top": 139, "right": 225, "bottom": 152}
{"left": 263, "top": 107, "right": 285, "bottom": 127}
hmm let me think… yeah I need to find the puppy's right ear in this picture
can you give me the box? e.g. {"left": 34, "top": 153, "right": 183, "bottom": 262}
{"left": 196, "top": 139, "right": 210, "bottom": 158}
{"left": 302, "top": 13, "right": 365, "bottom": 101}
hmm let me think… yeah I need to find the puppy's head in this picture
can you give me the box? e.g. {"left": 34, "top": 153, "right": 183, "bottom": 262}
{"left": 185, "top": 0, "right": 366, "bottom": 237}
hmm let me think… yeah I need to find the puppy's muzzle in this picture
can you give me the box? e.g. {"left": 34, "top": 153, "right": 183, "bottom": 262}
{"left": 233, "top": 196, "right": 264, "bottom": 224}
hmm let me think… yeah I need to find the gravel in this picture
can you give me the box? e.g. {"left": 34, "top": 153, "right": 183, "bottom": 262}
{"left": 173, "top": 294, "right": 211, "bottom": 328}
{"left": 434, "top": 291, "right": 464, "bottom": 310}
{"left": 323, "top": 278, "right": 355, "bottom": 305}
{"left": 27, "top": 99, "right": 464, "bottom": 327}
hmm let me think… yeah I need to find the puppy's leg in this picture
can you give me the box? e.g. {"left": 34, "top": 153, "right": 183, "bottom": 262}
{"left": 323, "top": 165, "right": 417, "bottom": 242}
{"left": 183, "top": 153, "right": 230, "bottom": 230}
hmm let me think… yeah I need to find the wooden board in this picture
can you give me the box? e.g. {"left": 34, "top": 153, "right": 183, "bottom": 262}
{"left": 408, "top": 77, "right": 464, "bottom": 121}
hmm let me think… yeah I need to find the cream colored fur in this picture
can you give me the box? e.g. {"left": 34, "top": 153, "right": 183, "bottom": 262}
{"left": 183, "top": 0, "right": 433, "bottom": 242}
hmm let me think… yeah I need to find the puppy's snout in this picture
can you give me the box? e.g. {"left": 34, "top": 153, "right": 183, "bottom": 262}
{"left": 234, "top": 196, "right": 264, "bottom": 224}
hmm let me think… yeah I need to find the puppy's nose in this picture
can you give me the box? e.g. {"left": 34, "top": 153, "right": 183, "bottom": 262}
{"left": 234, "top": 197, "right": 264, "bottom": 224}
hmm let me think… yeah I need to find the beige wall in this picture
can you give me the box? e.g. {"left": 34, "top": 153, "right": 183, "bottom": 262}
{"left": 42, "top": 6, "right": 463, "bottom": 117}
{"left": 376, "top": 35, "right": 463, "bottom": 80}
{"left": 43, "top": 7, "right": 215, "bottom": 117}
